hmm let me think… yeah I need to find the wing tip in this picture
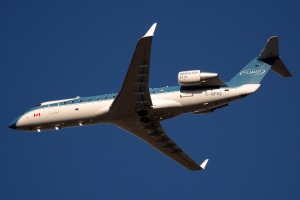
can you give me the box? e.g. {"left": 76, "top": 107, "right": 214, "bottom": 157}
{"left": 143, "top": 23, "right": 157, "bottom": 38}
{"left": 200, "top": 159, "right": 209, "bottom": 170}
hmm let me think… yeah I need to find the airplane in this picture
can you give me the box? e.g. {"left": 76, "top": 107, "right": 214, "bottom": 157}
{"left": 8, "top": 23, "right": 292, "bottom": 171}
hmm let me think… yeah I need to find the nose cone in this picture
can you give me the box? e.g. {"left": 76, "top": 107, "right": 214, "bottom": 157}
{"left": 8, "top": 116, "right": 20, "bottom": 130}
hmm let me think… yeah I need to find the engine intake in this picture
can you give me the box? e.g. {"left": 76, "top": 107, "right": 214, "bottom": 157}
{"left": 178, "top": 70, "right": 218, "bottom": 86}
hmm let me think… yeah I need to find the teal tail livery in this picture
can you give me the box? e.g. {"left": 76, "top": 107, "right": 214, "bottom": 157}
{"left": 228, "top": 36, "right": 292, "bottom": 87}
{"left": 8, "top": 24, "right": 292, "bottom": 171}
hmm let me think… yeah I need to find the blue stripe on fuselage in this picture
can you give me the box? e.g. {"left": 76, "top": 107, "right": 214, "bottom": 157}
{"left": 23, "top": 84, "right": 240, "bottom": 114}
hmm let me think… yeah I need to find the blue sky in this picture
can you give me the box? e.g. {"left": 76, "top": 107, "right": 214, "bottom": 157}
{"left": 1, "top": 0, "right": 300, "bottom": 199}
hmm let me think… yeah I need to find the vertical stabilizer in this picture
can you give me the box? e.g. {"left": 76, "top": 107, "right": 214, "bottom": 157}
{"left": 228, "top": 36, "right": 292, "bottom": 87}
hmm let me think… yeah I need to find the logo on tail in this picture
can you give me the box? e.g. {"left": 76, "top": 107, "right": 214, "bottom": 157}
{"left": 239, "top": 69, "right": 266, "bottom": 76}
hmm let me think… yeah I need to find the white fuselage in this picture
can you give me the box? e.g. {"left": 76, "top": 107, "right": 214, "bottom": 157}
{"left": 13, "top": 84, "right": 260, "bottom": 132}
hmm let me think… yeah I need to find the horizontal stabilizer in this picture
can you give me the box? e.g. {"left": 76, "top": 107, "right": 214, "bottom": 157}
{"left": 269, "top": 58, "right": 292, "bottom": 77}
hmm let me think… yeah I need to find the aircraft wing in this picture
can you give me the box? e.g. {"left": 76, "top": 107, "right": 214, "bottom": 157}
{"left": 200, "top": 77, "right": 227, "bottom": 87}
{"left": 110, "top": 23, "right": 157, "bottom": 112}
{"left": 114, "top": 119, "right": 208, "bottom": 171}
{"left": 110, "top": 23, "right": 208, "bottom": 170}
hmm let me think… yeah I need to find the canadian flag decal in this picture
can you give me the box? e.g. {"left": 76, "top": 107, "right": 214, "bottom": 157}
{"left": 34, "top": 113, "right": 41, "bottom": 117}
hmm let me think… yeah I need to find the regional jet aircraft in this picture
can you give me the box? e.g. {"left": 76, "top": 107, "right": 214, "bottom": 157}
{"left": 9, "top": 23, "right": 292, "bottom": 171}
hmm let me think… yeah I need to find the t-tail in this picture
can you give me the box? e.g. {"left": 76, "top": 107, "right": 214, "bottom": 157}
{"left": 228, "top": 36, "right": 292, "bottom": 87}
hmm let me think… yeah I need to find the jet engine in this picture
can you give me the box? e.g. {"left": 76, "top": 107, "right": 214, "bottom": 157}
{"left": 178, "top": 70, "right": 219, "bottom": 86}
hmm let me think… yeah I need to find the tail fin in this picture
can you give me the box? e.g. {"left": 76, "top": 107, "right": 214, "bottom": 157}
{"left": 258, "top": 36, "right": 292, "bottom": 77}
{"left": 228, "top": 36, "right": 292, "bottom": 86}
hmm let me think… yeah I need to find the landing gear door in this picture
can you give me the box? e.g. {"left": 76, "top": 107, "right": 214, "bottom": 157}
{"left": 48, "top": 103, "right": 59, "bottom": 114}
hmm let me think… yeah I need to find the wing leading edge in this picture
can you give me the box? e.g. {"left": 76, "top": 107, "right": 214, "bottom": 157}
{"left": 110, "top": 23, "right": 208, "bottom": 171}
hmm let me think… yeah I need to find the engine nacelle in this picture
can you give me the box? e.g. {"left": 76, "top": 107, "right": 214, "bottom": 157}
{"left": 178, "top": 70, "right": 218, "bottom": 86}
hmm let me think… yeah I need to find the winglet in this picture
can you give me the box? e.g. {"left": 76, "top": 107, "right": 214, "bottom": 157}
{"left": 143, "top": 23, "right": 157, "bottom": 38}
{"left": 200, "top": 159, "right": 209, "bottom": 169}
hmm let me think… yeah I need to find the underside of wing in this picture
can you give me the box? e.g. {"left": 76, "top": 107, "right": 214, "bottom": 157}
{"left": 110, "top": 24, "right": 157, "bottom": 118}
{"left": 114, "top": 119, "right": 208, "bottom": 171}
{"left": 109, "top": 23, "right": 208, "bottom": 171}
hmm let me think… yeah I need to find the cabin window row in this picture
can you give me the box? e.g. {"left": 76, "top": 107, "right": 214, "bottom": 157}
{"left": 50, "top": 95, "right": 116, "bottom": 106}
